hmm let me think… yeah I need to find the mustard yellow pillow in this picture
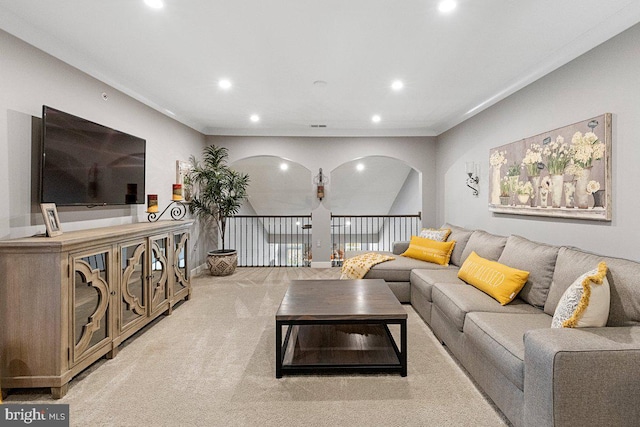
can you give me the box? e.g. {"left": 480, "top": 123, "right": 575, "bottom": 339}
{"left": 401, "top": 236, "right": 456, "bottom": 266}
{"left": 458, "top": 251, "right": 530, "bottom": 305}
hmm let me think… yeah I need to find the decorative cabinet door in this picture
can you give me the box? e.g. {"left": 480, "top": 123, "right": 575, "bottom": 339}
{"left": 71, "top": 248, "right": 113, "bottom": 364}
{"left": 173, "top": 232, "right": 190, "bottom": 300}
{"left": 150, "top": 235, "right": 169, "bottom": 314}
{"left": 119, "top": 240, "right": 147, "bottom": 332}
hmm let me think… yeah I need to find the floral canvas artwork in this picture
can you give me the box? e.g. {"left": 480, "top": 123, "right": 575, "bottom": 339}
{"left": 489, "top": 114, "right": 611, "bottom": 221}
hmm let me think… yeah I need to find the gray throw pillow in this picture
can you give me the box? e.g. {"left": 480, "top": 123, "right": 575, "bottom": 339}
{"left": 442, "top": 223, "right": 474, "bottom": 267}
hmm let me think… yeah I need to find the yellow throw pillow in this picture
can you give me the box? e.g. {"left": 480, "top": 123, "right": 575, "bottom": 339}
{"left": 458, "top": 251, "right": 530, "bottom": 305}
{"left": 401, "top": 236, "right": 456, "bottom": 266}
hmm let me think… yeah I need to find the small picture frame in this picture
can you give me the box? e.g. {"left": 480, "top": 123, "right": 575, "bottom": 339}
{"left": 40, "top": 203, "right": 63, "bottom": 237}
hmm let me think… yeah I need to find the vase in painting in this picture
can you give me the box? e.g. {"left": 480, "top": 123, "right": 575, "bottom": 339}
{"left": 575, "top": 167, "right": 593, "bottom": 209}
{"left": 550, "top": 174, "right": 564, "bottom": 208}
{"left": 491, "top": 167, "right": 501, "bottom": 205}
{"left": 508, "top": 176, "right": 519, "bottom": 206}
{"left": 564, "top": 182, "right": 576, "bottom": 208}
{"left": 540, "top": 188, "right": 548, "bottom": 208}
{"left": 517, "top": 194, "right": 530, "bottom": 206}
{"left": 592, "top": 190, "right": 605, "bottom": 209}
{"left": 528, "top": 175, "right": 540, "bottom": 207}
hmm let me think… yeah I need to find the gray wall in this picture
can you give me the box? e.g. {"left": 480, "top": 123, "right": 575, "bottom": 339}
{"left": 0, "top": 30, "right": 207, "bottom": 266}
{"left": 435, "top": 23, "right": 640, "bottom": 261}
{"left": 389, "top": 169, "right": 421, "bottom": 215}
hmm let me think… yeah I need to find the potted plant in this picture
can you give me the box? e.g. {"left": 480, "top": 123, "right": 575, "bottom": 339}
{"left": 499, "top": 177, "right": 510, "bottom": 205}
{"left": 188, "top": 145, "right": 249, "bottom": 276}
{"left": 515, "top": 181, "right": 533, "bottom": 205}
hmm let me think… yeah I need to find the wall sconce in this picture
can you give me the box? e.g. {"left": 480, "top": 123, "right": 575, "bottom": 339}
{"left": 466, "top": 162, "right": 480, "bottom": 196}
{"left": 314, "top": 168, "right": 325, "bottom": 200}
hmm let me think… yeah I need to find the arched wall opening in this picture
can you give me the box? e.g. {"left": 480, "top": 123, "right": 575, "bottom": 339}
{"left": 330, "top": 155, "right": 422, "bottom": 216}
{"left": 328, "top": 156, "right": 423, "bottom": 263}
{"left": 228, "top": 155, "right": 313, "bottom": 266}
{"left": 230, "top": 155, "right": 312, "bottom": 216}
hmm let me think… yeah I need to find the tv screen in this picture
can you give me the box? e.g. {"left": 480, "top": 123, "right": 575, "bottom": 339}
{"left": 40, "top": 106, "right": 146, "bottom": 206}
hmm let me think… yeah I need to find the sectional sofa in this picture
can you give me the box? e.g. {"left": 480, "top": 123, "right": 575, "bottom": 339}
{"left": 347, "top": 223, "right": 640, "bottom": 427}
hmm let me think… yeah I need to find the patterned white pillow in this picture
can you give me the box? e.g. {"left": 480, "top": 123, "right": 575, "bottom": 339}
{"left": 551, "top": 262, "right": 610, "bottom": 328}
{"left": 418, "top": 228, "right": 451, "bottom": 242}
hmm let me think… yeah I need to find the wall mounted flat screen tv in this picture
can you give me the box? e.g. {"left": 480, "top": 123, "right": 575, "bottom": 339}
{"left": 40, "top": 106, "right": 146, "bottom": 206}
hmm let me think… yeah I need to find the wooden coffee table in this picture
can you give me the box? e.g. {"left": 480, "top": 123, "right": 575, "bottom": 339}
{"left": 275, "top": 279, "right": 407, "bottom": 378}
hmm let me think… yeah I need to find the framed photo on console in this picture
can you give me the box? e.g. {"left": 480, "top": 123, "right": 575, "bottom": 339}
{"left": 40, "top": 203, "right": 63, "bottom": 237}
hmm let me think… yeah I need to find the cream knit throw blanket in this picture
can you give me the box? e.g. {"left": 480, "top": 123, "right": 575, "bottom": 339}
{"left": 340, "top": 252, "right": 395, "bottom": 279}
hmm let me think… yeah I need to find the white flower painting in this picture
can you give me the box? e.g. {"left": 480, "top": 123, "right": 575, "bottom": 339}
{"left": 488, "top": 114, "right": 611, "bottom": 221}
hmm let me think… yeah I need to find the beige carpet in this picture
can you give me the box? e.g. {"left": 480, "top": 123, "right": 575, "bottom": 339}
{"left": 5, "top": 267, "right": 508, "bottom": 426}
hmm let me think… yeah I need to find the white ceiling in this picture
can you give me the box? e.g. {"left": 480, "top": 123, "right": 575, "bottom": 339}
{"left": 1, "top": 1, "right": 639, "bottom": 137}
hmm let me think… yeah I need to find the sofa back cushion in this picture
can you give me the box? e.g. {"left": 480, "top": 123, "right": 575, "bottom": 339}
{"left": 442, "top": 223, "right": 474, "bottom": 267}
{"left": 460, "top": 230, "right": 507, "bottom": 265}
{"left": 545, "top": 247, "right": 640, "bottom": 326}
{"left": 498, "top": 235, "right": 559, "bottom": 308}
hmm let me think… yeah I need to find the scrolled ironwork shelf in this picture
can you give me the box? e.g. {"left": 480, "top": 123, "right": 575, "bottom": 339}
{"left": 147, "top": 200, "right": 190, "bottom": 222}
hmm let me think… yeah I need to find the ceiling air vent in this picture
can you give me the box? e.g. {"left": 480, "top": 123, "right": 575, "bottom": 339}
{"left": 310, "top": 124, "right": 327, "bottom": 128}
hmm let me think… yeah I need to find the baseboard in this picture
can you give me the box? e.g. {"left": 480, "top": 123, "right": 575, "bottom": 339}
{"left": 191, "top": 263, "right": 207, "bottom": 277}
{"left": 311, "top": 261, "right": 332, "bottom": 268}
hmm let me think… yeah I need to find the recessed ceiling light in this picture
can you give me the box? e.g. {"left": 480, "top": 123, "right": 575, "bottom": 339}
{"left": 250, "top": 114, "right": 260, "bottom": 122}
{"left": 144, "top": 0, "right": 164, "bottom": 9}
{"left": 391, "top": 80, "right": 404, "bottom": 91}
{"left": 438, "top": 0, "right": 457, "bottom": 13}
{"left": 280, "top": 163, "right": 289, "bottom": 171}
{"left": 218, "top": 79, "right": 232, "bottom": 90}
{"left": 356, "top": 163, "right": 365, "bottom": 172}
{"left": 372, "top": 115, "right": 381, "bottom": 123}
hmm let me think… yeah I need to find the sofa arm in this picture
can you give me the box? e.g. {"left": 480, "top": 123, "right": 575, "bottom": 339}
{"left": 392, "top": 241, "right": 409, "bottom": 255}
{"left": 523, "top": 326, "right": 640, "bottom": 427}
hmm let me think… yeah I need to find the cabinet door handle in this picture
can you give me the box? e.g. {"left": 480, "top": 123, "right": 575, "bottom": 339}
{"left": 110, "top": 291, "right": 116, "bottom": 296}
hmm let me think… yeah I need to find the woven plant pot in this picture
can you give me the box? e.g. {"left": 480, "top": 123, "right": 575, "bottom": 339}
{"left": 207, "top": 250, "right": 237, "bottom": 276}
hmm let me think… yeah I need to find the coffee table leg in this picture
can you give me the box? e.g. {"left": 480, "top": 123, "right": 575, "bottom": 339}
{"left": 401, "top": 319, "right": 407, "bottom": 377}
{"left": 276, "top": 320, "right": 282, "bottom": 378}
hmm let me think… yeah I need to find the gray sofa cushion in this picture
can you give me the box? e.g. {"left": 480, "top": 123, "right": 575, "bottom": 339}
{"left": 392, "top": 241, "right": 410, "bottom": 255}
{"left": 546, "top": 247, "right": 640, "bottom": 326}
{"left": 465, "top": 312, "right": 552, "bottom": 391}
{"left": 497, "top": 235, "right": 559, "bottom": 308}
{"left": 432, "top": 283, "right": 543, "bottom": 331}
{"left": 357, "top": 251, "right": 450, "bottom": 282}
{"left": 460, "top": 230, "right": 507, "bottom": 264}
{"left": 443, "top": 223, "right": 474, "bottom": 267}
{"left": 411, "top": 268, "right": 463, "bottom": 302}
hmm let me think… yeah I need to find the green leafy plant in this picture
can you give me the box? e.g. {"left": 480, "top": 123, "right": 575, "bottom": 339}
{"left": 188, "top": 145, "right": 249, "bottom": 252}
{"left": 506, "top": 162, "right": 521, "bottom": 177}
